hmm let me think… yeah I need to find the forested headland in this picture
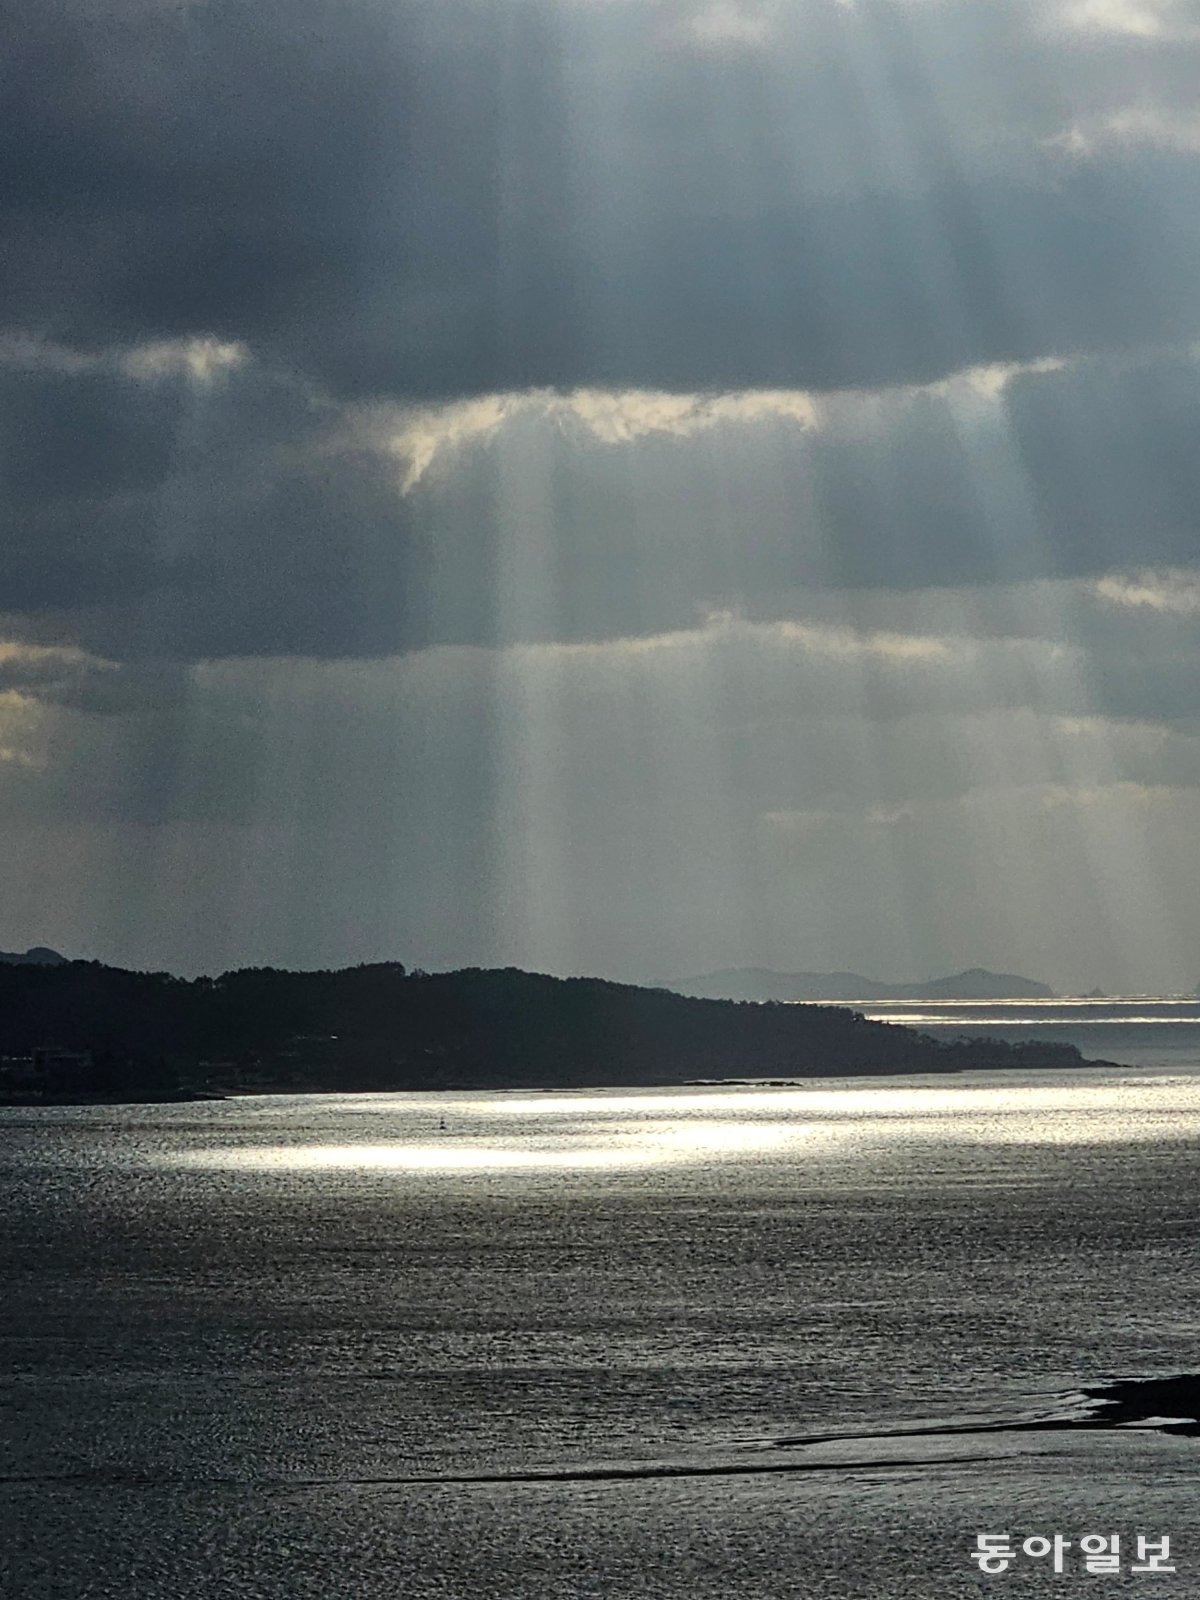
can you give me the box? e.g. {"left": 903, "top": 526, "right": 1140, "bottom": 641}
{"left": 0, "top": 960, "right": 1093, "bottom": 1100}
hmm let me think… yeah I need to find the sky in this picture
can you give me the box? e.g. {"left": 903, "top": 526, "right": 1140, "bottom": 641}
{"left": 3, "top": 0, "right": 1200, "bottom": 991}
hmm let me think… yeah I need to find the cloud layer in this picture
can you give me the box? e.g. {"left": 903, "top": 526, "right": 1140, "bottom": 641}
{"left": 4, "top": 340, "right": 1200, "bottom": 666}
{"left": 3, "top": 0, "right": 1200, "bottom": 986}
{"left": 7, "top": 0, "right": 1200, "bottom": 400}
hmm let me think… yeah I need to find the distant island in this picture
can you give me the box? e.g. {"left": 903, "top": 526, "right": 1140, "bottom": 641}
{"left": 673, "top": 966, "right": 1055, "bottom": 1003}
{"left": 0, "top": 960, "right": 1099, "bottom": 1103}
{"left": 0, "top": 946, "right": 68, "bottom": 967}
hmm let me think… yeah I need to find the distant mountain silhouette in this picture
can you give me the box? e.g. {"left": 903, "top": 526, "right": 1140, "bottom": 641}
{"left": 675, "top": 966, "right": 1054, "bottom": 1002}
{"left": 0, "top": 946, "right": 67, "bottom": 966}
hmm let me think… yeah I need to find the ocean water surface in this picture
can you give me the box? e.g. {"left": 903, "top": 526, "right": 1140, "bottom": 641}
{"left": 4, "top": 1008, "right": 1200, "bottom": 1596}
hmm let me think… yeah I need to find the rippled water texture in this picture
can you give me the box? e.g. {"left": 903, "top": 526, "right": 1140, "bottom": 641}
{"left": 4, "top": 1055, "right": 1200, "bottom": 1595}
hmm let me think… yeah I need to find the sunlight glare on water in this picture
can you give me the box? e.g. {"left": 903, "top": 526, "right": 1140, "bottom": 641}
{"left": 176, "top": 1076, "right": 1200, "bottom": 1173}
{"left": 8, "top": 1063, "right": 1200, "bottom": 1599}
{"left": 178, "top": 1120, "right": 802, "bottom": 1171}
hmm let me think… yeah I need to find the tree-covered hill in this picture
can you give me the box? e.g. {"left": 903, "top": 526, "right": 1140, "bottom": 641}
{"left": 0, "top": 960, "right": 1091, "bottom": 1096}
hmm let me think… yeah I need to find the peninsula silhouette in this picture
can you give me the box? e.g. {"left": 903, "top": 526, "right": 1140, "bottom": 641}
{"left": 0, "top": 959, "right": 1097, "bottom": 1101}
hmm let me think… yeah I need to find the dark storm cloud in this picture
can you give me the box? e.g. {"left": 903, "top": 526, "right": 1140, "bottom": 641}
{"left": 398, "top": 351, "right": 1200, "bottom": 642}
{"left": 4, "top": 345, "right": 1200, "bottom": 666}
{"left": 4, "top": 0, "right": 1200, "bottom": 670}
{"left": 5, "top": 0, "right": 1200, "bottom": 403}
{"left": 6, "top": 0, "right": 1200, "bottom": 988}
{"left": 0, "top": 357, "right": 431, "bottom": 661}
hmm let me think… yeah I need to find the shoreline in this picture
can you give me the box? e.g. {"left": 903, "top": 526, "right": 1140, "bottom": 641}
{"left": 0, "top": 1057, "right": 1126, "bottom": 1108}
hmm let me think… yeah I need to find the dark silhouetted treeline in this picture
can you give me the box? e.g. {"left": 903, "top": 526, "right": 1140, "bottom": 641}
{"left": 0, "top": 960, "right": 1092, "bottom": 1095}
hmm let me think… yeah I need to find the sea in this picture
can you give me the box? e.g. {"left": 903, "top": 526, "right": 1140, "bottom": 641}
{"left": 3, "top": 999, "right": 1200, "bottom": 1598}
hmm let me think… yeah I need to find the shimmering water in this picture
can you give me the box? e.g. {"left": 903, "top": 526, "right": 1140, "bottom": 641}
{"left": 858, "top": 997, "right": 1200, "bottom": 1073}
{"left": 4, "top": 1058, "right": 1200, "bottom": 1596}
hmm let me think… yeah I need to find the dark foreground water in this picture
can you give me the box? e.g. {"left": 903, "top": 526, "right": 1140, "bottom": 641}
{"left": 4, "top": 1037, "right": 1200, "bottom": 1595}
